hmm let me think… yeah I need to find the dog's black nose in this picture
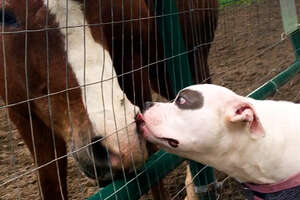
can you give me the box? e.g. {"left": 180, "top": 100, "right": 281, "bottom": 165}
{"left": 144, "top": 101, "right": 154, "bottom": 111}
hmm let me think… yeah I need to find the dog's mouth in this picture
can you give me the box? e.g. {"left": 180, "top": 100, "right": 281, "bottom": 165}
{"left": 136, "top": 113, "right": 179, "bottom": 148}
{"left": 160, "top": 137, "right": 179, "bottom": 148}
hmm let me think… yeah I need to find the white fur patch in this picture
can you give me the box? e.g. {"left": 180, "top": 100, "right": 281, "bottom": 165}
{"left": 44, "top": 0, "right": 139, "bottom": 139}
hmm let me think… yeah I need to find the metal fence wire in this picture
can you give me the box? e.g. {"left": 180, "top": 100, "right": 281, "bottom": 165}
{"left": 0, "top": 0, "right": 299, "bottom": 200}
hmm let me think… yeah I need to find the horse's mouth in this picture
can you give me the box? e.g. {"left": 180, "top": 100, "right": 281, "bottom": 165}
{"left": 74, "top": 147, "right": 127, "bottom": 187}
{"left": 78, "top": 162, "right": 124, "bottom": 187}
{"left": 73, "top": 116, "right": 148, "bottom": 187}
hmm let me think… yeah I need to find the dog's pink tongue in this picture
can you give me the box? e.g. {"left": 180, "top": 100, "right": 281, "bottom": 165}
{"left": 136, "top": 113, "right": 148, "bottom": 136}
{"left": 136, "top": 113, "right": 145, "bottom": 124}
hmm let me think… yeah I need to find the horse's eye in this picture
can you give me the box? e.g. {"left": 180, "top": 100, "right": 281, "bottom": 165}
{"left": 0, "top": 10, "right": 17, "bottom": 26}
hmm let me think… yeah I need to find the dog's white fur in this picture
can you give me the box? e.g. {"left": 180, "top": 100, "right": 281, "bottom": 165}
{"left": 142, "top": 84, "right": 300, "bottom": 184}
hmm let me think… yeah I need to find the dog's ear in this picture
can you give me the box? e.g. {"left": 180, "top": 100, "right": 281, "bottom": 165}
{"left": 226, "top": 100, "right": 265, "bottom": 138}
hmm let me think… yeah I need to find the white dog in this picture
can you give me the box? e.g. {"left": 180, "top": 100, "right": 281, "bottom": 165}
{"left": 137, "top": 84, "right": 300, "bottom": 200}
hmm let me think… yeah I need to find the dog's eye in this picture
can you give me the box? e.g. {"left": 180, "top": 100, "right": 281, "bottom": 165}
{"left": 176, "top": 96, "right": 186, "bottom": 105}
{"left": 0, "top": 10, "right": 18, "bottom": 26}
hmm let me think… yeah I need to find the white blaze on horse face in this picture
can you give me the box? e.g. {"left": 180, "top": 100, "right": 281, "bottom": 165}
{"left": 44, "top": 0, "right": 140, "bottom": 154}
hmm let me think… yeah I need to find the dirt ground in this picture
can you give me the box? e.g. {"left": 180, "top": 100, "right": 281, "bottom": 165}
{"left": 1, "top": 0, "right": 300, "bottom": 199}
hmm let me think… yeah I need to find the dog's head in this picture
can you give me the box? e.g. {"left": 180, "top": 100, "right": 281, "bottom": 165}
{"left": 138, "top": 84, "right": 265, "bottom": 160}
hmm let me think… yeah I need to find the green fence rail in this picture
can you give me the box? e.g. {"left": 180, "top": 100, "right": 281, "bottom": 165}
{"left": 88, "top": 0, "right": 300, "bottom": 199}
{"left": 88, "top": 151, "right": 184, "bottom": 200}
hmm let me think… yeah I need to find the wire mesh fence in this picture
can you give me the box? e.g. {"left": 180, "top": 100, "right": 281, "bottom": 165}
{"left": 0, "top": 0, "right": 299, "bottom": 200}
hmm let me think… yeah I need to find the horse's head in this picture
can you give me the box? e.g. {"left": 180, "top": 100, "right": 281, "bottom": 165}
{"left": 0, "top": 0, "right": 148, "bottom": 185}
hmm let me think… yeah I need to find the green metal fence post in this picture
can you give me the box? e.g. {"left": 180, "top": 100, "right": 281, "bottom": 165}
{"left": 290, "top": 30, "right": 300, "bottom": 61}
{"left": 154, "top": 1, "right": 216, "bottom": 199}
{"left": 279, "top": 0, "right": 300, "bottom": 61}
{"left": 154, "top": 0, "right": 193, "bottom": 93}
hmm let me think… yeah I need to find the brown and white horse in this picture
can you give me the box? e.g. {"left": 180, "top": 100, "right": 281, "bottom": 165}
{"left": 0, "top": 0, "right": 218, "bottom": 199}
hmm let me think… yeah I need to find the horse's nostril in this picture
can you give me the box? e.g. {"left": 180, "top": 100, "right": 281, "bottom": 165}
{"left": 144, "top": 101, "right": 154, "bottom": 111}
{"left": 90, "top": 136, "right": 109, "bottom": 163}
{"left": 90, "top": 136, "right": 124, "bottom": 170}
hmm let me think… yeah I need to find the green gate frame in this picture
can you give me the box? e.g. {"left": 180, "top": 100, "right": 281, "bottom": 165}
{"left": 88, "top": 0, "right": 300, "bottom": 199}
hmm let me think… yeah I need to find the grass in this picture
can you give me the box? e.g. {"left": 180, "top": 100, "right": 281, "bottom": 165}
{"left": 218, "top": 0, "right": 257, "bottom": 7}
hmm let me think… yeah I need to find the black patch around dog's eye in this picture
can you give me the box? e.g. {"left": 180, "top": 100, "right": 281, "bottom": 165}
{"left": 175, "top": 89, "right": 204, "bottom": 110}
